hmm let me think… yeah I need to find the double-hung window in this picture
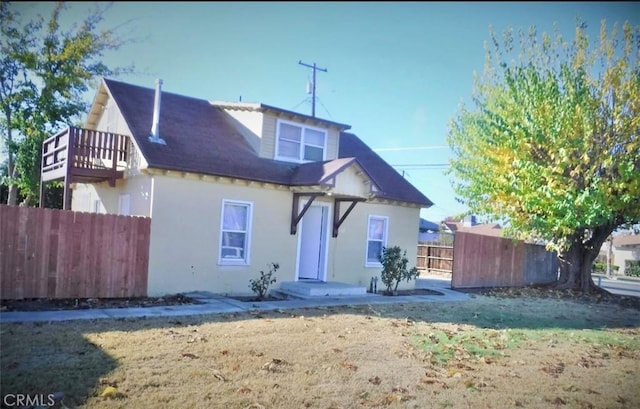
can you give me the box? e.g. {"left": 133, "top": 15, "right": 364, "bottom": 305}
{"left": 276, "top": 120, "right": 326, "bottom": 162}
{"left": 366, "top": 215, "right": 388, "bottom": 266}
{"left": 219, "top": 200, "right": 252, "bottom": 264}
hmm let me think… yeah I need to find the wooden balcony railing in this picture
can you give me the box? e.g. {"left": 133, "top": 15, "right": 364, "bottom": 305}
{"left": 40, "top": 127, "right": 129, "bottom": 208}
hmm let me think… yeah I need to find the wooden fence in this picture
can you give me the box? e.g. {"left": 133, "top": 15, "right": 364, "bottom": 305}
{"left": 451, "top": 231, "right": 559, "bottom": 288}
{"left": 0, "top": 205, "right": 150, "bottom": 299}
{"left": 417, "top": 244, "right": 453, "bottom": 274}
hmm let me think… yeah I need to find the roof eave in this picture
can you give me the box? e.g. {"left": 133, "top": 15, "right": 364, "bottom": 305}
{"left": 211, "top": 101, "right": 351, "bottom": 131}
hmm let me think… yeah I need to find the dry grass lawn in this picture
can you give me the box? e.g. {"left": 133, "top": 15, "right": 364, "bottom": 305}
{"left": 1, "top": 293, "right": 639, "bottom": 409}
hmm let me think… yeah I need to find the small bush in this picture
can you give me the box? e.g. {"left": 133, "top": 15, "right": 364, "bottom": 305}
{"left": 592, "top": 262, "right": 606, "bottom": 273}
{"left": 592, "top": 261, "right": 618, "bottom": 274}
{"left": 379, "top": 245, "right": 419, "bottom": 295}
{"left": 625, "top": 260, "right": 640, "bottom": 277}
{"left": 249, "top": 262, "right": 279, "bottom": 300}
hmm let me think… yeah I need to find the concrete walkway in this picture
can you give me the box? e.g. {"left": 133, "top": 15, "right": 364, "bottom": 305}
{"left": 0, "top": 277, "right": 468, "bottom": 323}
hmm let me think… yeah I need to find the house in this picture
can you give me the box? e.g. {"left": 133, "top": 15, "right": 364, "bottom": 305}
{"left": 418, "top": 218, "right": 440, "bottom": 243}
{"left": 440, "top": 215, "right": 503, "bottom": 238}
{"left": 40, "top": 78, "right": 434, "bottom": 296}
{"left": 600, "top": 234, "right": 640, "bottom": 275}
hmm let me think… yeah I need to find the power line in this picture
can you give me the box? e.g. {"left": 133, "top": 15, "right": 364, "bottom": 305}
{"left": 373, "top": 145, "right": 449, "bottom": 152}
{"left": 391, "top": 163, "right": 450, "bottom": 169}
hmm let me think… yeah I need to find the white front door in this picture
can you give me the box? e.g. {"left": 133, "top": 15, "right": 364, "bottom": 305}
{"left": 297, "top": 204, "right": 328, "bottom": 281}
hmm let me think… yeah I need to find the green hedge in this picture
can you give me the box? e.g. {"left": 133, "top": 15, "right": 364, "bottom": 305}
{"left": 625, "top": 260, "right": 640, "bottom": 277}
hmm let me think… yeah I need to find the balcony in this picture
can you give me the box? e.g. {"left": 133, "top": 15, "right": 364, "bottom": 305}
{"left": 40, "top": 127, "right": 129, "bottom": 209}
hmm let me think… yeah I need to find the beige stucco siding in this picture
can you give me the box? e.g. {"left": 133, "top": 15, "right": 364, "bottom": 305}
{"left": 330, "top": 201, "right": 421, "bottom": 291}
{"left": 146, "top": 173, "right": 422, "bottom": 296}
{"left": 147, "top": 175, "right": 299, "bottom": 296}
{"left": 70, "top": 175, "right": 153, "bottom": 216}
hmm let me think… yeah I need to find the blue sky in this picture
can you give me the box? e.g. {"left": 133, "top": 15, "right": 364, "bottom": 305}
{"left": 13, "top": 1, "right": 639, "bottom": 222}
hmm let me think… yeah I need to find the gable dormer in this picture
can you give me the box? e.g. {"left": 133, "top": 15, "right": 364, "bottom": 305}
{"left": 212, "top": 101, "right": 350, "bottom": 163}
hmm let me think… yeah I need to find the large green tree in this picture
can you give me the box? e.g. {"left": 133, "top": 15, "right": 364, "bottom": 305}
{"left": 0, "top": 1, "right": 133, "bottom": 206}
{"left": 447, "top": 20, "right": 640, "bottom": 291}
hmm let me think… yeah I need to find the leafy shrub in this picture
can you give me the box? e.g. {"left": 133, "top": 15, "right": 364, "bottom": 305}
{"left": 592, "top": 261, "right": 618, "bottom": 274}
{"left": 379, "top": 246, "right": 419, "bottom": 295}
{"left": 249, "top": 262, "right": 279, "bottom": 300}
{"left": 625, "top": 260, "right": 640, "bottom": 277}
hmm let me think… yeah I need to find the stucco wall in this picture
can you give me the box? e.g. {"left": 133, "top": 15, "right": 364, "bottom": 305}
{"left": 70, "top": 175, "right": 152, "bottom": 216}
{"left": 147, "top": 175, "right": 299, "bottom": 296}
{"left": 145, "top": 173, "right": 422, "bottom": 296}
{"left": 330, "top": 200, "right": 421, "bottom": 292}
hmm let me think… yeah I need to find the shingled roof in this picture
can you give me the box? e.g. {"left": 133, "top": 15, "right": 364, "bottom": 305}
{"left": 102, "top": 78, "right": 433, "bottom": 207}
{"left": 613, "top": 234, "right": 640, "bottom": 247}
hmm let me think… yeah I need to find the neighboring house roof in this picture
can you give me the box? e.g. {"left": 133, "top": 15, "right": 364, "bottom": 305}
{"left": 442, "top": 221, "right": 459, "bottom": 233}
{"left": 102, "top": 78, "right": 433, "bottom": 207}
{"left": 613, "top": 234, "right": 640, "bottom": 247}
{"left": 419, "top": 218, "right": 440, "bottom": 232}
{"left": 443, "top": 220, "right": 503, "bottom": 237}
{"left": 457, "top": 223, "right": 503, "bottom": 237}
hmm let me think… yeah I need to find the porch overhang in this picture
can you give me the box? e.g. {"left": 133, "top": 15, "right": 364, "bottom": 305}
{"left": 290, "top": 192, "right": 326, "bottom": 235}
{"left": 289, "top": 190, "right": 368, "bottom": 237}
{"left": 289, "top": 158, "right": 381, "bottom": 237}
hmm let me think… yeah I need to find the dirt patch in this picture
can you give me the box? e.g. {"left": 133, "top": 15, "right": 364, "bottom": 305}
{"left": 0, "top": 293, "right": 200, "bottom": 312}
{"left": 227, "top": 288, "right": 444, "bottom": 302}
{"left": 0, "top": 289, "right": 443, "bottom": 312}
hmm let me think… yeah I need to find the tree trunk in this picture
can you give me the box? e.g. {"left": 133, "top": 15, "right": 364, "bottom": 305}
{"left": 6, "top": 167, "right": 18, "bottom": 206}
{"left": 5, "top": 117, "right": 18, "bottom": 205}
{"left": 557, "top": 225, "right": 616, "bottom": 291}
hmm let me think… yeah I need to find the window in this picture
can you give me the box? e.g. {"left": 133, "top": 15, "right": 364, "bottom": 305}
{"left": 366, "top": 215, "right": 388, "bottom": 266}
{"left": 276, "top": 120, "right": 327, "bottom": 162}
{"left": 219, "top": 200, "right": 252, "bottom": 264}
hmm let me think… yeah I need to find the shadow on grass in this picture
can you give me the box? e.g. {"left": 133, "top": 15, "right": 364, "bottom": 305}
{"left": 0, "top": 321, "right": 118, "bottom": 408}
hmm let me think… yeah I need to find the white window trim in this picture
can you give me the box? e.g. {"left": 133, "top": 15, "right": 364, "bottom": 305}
{"left": 274, "top": 119, "right": 327, "bottom": 163}
{"left": 365, "top": 215, "right": 388, "bottom": 267}
{"left": 218, "top": 199, "right": 253, "bottom": 266}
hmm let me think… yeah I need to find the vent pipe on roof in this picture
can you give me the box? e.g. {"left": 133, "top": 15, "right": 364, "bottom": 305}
{"left": 149, "top": 78, "right": 166, "bottom": 145}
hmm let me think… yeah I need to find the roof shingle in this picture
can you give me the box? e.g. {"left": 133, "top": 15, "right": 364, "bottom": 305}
{"left": 103, "top": 78, "right": 433, "bottom": 207}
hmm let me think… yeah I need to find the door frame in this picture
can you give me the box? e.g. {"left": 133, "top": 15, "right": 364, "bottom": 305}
{"left": 295, "top": 201, "right": 330, "bottom": 282}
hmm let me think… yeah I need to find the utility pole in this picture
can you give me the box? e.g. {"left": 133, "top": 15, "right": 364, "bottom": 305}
{"left": 298, "top": 60, "right": 327, "bottom": 117}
